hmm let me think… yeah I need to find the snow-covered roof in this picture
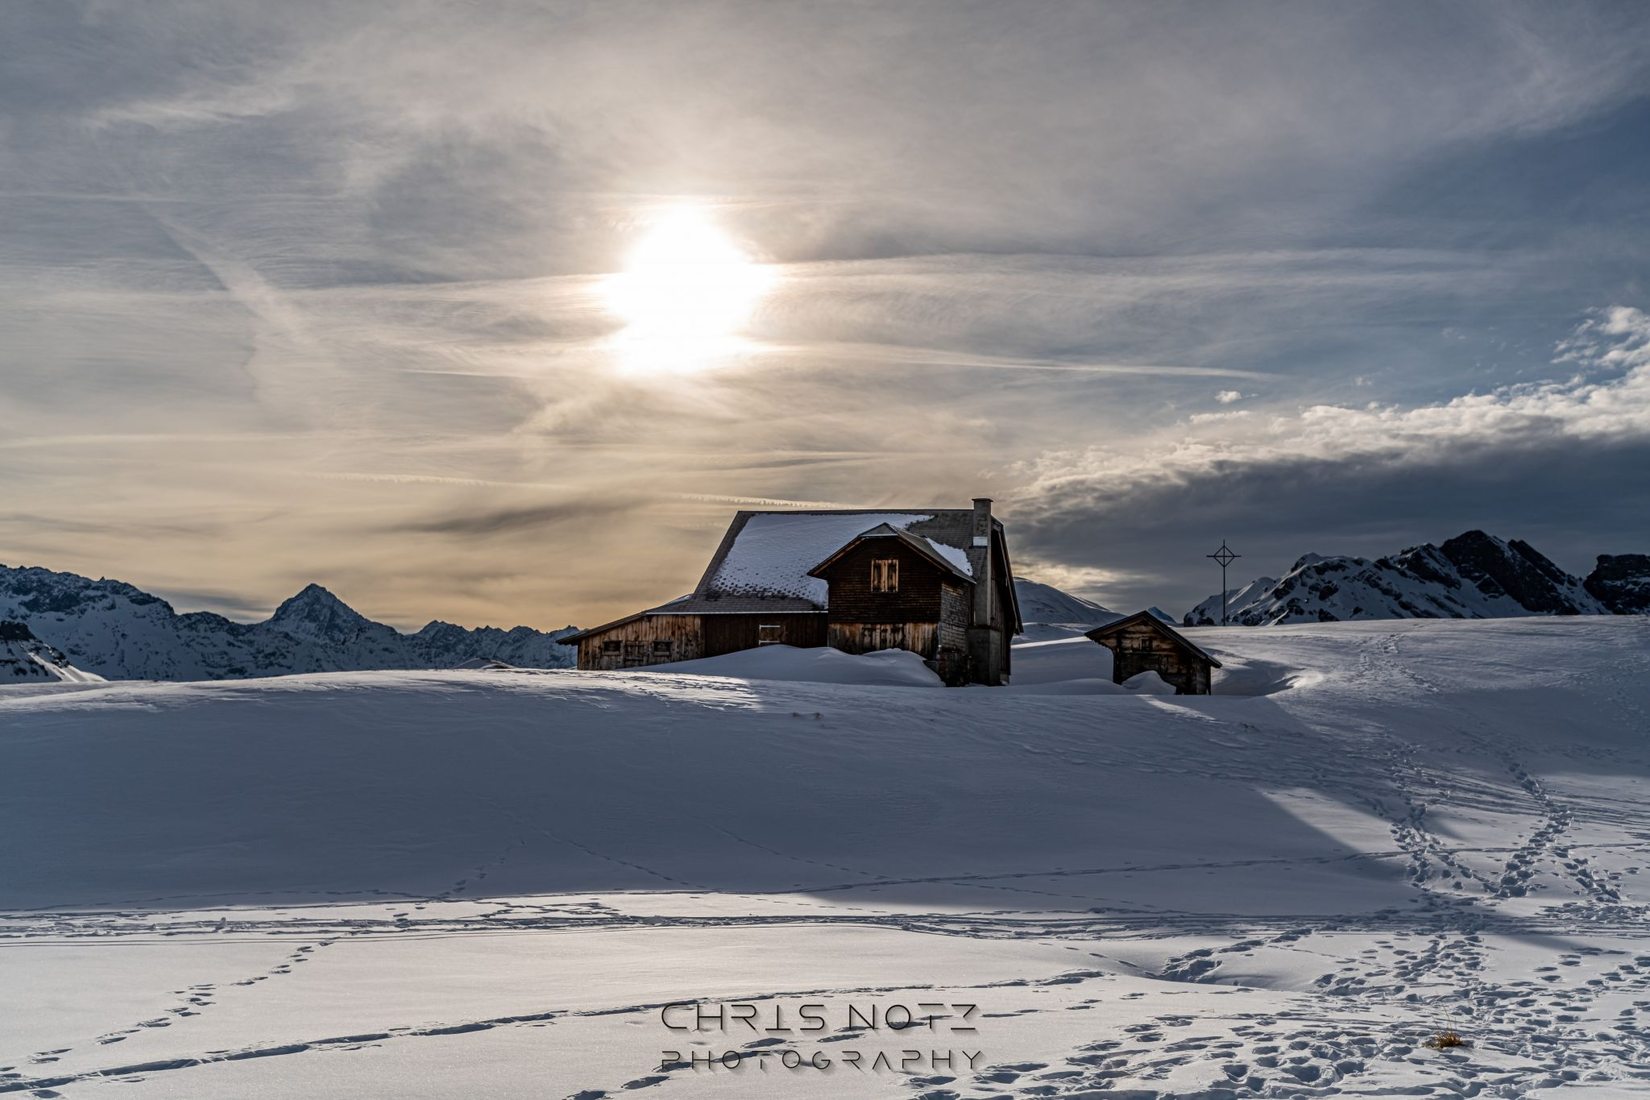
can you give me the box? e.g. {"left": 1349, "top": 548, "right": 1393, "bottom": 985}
{"left": 921, "top": 536, "right": 974, "bottom": 579}
{"left": 805, "top": 523, "right": 976, "bottom": 586}
{"left": 695, "top": 509, "right": 992, "bottom": 608}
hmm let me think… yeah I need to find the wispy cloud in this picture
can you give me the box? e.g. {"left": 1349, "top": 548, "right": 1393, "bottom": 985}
{"left": 1011, "top": 308, "right": 1650, "bottom": 609}
{"left": 385, "top": 495, "right": 643, "bottom": 537}
{"left": 2, "top": 2, "right": 1649, "bottom": 625}
{"left": 1023, "top": 305, "right": 1650, "bottom": 506}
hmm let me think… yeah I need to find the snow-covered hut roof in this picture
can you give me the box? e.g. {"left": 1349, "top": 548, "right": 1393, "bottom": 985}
{"left": 805, "top": 522, "right": 975, "bottom": 585}
{"left": 692, "top": 509, "right": 992, "bottom": 609}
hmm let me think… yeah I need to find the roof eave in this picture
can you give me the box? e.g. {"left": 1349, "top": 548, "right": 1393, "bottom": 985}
{"left": 806, "top": 527, "right": 975, "bottom": 584}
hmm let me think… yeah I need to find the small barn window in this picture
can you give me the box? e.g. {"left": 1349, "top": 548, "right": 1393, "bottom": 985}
{"left": 601, "top": 639, "right": 622, "bottom": 654}
{"left": 871, "top": 558, "right": 899, "bottom": 593}
{"left": 757, "top": 623, "right": 783, "bottom": 645}
{"left": 652, "top": 640, "right": 673, "bottom": 656}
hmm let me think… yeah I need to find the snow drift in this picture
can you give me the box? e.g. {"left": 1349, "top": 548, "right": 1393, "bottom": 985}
{"left": 5, "top": 617, "right": 1650, "bottom": 1098}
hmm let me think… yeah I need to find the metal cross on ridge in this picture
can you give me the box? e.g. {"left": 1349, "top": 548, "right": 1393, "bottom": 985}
{"left": 1206, "top": 540, "right": 1241, "bottom": 625}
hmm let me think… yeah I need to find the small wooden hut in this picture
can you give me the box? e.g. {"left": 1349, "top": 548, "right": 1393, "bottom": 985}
{"left": 1084, "top": 611, "right": 1222, "bottom": 695}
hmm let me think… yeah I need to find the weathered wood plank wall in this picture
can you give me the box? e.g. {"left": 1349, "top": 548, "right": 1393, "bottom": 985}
{"left": 1105, "top": 622, "right": 1210, "bottom": 694}
{"left": 575, "top": 613, "right": 828, "bottom": 671}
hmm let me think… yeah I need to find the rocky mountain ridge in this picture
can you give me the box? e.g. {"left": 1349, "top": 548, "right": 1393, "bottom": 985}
{"left": 1185, "top": 531, "right": 1645, "bottom": 626}
{"left": 0, "top": 620, "right": 104, "bottom": 682}
{"left": 0, "top": 564, "right": 577, "bottom": 681}
{"left": 1584, "top": 554, "right": 1650, "bottom": 614}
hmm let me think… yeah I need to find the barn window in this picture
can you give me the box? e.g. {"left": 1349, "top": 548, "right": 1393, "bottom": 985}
{"left": 870, "top": 558, "right": 899, "bottom": 593}
{"left": 601, "top": 639, "right": 622, "bottom": 654}
{"left": 652, "top": 640, "right": 673, "bottom": 656}
{"left": 757, "top": 623, "right": 783, "bottom": 645}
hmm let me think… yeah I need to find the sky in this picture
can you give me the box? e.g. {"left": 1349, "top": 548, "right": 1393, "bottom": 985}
{"left": 3, "top": 0, "right": 1650, "bottom": 629}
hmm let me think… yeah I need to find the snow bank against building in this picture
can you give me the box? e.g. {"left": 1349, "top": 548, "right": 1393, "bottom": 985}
{"left": 646, "top": 643, "right": 943, "bottom": 686}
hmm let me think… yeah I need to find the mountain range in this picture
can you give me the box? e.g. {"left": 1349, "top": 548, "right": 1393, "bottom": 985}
{"left": 9, "top": 535, "right": 1639, "bottom": 683}
{"left": 1184, "top": 531, "right": 1648, "bottom": 626}
{"left": 0, "top": 564, "right": 578, "bottom": 681}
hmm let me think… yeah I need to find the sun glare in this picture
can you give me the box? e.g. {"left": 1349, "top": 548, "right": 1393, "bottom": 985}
{"left": 603, "top": 204, "right": 773, "bottom": 372}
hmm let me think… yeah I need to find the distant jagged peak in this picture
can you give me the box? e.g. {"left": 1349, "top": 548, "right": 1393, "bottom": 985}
{"left": 1183, "top": 529, "right": 1610, "bottom": 626}
{"left": 267, "top": 583, "right": 376, "bottom": 638}
{"left": 1, "top": 562, "right": 579, "bottom": 680}
{"left": 273, "top": 581, "right": 352, "bottom": 612}
{"left": 416, "top": 620, "right": 579, "bottom": 641}
{"left": 0, "top": 562, "right": 170, "bottom": 615}
{"left": 1286, "top": 552, "right": 1332, "bottom": 574}
{"left": 1435, "top": 530, "right": 1600, "bottom": 614}
{"left": 1586, "top": 554, "right": 1650, "bottom": 614}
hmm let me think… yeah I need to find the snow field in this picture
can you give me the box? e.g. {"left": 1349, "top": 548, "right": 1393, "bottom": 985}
{"left": 3, "top": 616, "right": 1649, "bottom": 1096}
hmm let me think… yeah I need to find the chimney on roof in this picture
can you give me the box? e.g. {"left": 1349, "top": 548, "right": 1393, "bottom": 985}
{"left": 968, "top": 498, "right": 993, "bottom": 586}
{"left": 972, "top": 497, "right": 992, "bottom": 537}
{"left": 967, "top": 498, "right": 997, "bottom": 680}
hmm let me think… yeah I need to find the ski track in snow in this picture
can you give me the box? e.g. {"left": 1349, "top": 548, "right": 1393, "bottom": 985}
{"left": 3, "top": 617, "right": 1650, "bottom": 1097}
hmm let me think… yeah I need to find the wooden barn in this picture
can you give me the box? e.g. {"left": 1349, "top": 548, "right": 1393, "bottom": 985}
{"left": 566, "top": 499, "right": 1022, "bottom": 686}
{"left": 1084, "top": 611, "right": 1223, "bottom": 695}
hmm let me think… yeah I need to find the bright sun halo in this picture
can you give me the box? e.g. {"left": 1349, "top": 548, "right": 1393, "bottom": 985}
{"left": 603, "top": 204, "right": 773, "bottom": 372}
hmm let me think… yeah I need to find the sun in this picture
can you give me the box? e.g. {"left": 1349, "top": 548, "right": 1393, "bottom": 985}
{"left": 602, "top": 204, "right": 773, "bottom": 372}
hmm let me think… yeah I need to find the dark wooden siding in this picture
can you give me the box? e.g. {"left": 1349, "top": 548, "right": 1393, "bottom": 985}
{"left": 828, "top": 621, "right": 939, "bottom": 659}
{"left": 702, "top": 613, "right": 826, "bottom": 657}
{"left": 1094, "top": 622, "right": 1213, "bottom": 695}
{"left": 576, "top": 615, "right": 704, "bottom": 670}
{"left": 577, "top": 613, "right": 826, "bottom": 670}
{"left": 818, "top": 541, "right": 958, "bottom": 624}
{"left": 818, "top": 545, "right": 984, "bottom": 684}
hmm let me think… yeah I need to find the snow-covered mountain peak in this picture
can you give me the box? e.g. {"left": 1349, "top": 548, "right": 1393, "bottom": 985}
{"left": 1185, "top": 529, "right": 1619, "bottom": 625}
{"left": 1013, "top": 579, "right": 1117, "bottom": 627}
{"left": 1012, "top": 578, "right": 1123, "bottom": 641}
{"left": 1585, "top": 554, "right": 1650, "bottom": 613}
{"left": 0, "top": 563, "right": 171, "bottom": 617}
{"left": 0, "top": 564, "right": 578, "bottom": 681}
{"left": 268, "top": 583, "right": 375, "bottom": 640}
{"left": 276, "top": 581, "right": 342, "bottom": 607}
{"left": 413, "top": 619, "right": 469, "bottom": 644}
{"left": 1435, "top": 530, "right": 1603, "bottom": 615}
{"left": 0, "top": 620, "right": 103, "bottom": 683}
